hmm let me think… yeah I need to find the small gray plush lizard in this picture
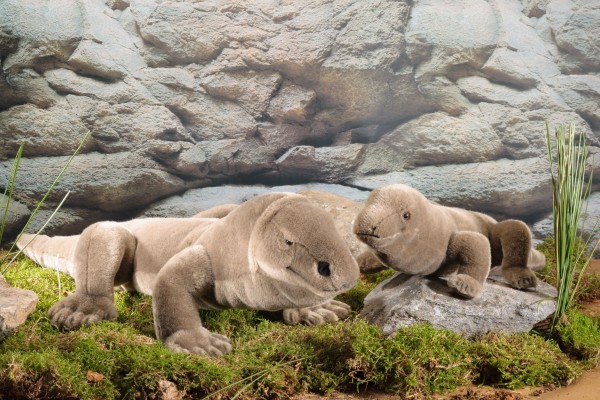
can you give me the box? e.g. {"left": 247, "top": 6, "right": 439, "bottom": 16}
{"left": 353, "top": 184, "right": 543, "bottom": 298}
{"left": 17, "top": 192, "right": 359, "bottom": 355}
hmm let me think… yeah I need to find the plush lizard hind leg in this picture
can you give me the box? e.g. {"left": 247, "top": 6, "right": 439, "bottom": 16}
{"left": 445, "top": 231, "right": 492, "bottom": 298}
{"left": 48, "top": 222, "right": 136, "bottom": 330}
{"left": 490, "top": 220, "right": 537, "bottom": 289}
{"left": 527, "top": 248, "right": 546, "bottom": 271}
{"left": 152, "top": 245, "right": 232, "bottom": 356}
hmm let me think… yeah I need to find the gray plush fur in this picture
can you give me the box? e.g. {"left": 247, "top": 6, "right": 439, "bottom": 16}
{"left": 17, "top": 193, "right": 359, "bottom": 355}
{"left": 353, "top": 184, "right": 542, "bottom": 299}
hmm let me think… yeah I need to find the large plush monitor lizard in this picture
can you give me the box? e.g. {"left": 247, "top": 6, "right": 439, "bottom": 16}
{"left": 17, "top": 192, "right": 359, "bottom": 355}
{"left": 353, "top": 184, "right": 543, "bottom": 299}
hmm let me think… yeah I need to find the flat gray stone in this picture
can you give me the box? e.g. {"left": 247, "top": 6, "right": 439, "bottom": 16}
{"left": 0, "top": 276, "right": 39, "bottom": 340}
{"left": 360, "top": 272, "right": 557, "bottom": 337}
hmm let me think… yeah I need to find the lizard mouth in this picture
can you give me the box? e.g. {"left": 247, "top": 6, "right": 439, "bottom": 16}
{"left": 356, "top": 232, "right": 380, "bottom": 239}
{"left": 356, "top": 232, "right": 381, "bottom": 246}
{"left": 286, "top": 266, "right": 338, "bottom": 293}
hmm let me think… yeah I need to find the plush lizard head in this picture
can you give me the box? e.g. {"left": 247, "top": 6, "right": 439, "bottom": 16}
{"left": 248, "top": 194, "right": 359, "bottom": 304}
{"left": 353, "top": 184, "right": 449, "bottom": 274}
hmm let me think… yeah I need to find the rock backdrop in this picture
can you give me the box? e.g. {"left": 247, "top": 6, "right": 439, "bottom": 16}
{"left": 0, "top": 0, "right": 599, "bottom": 239}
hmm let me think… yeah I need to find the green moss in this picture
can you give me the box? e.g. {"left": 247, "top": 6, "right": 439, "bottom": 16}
{"left": 337, "top": 269, "right": 395, "bottom": 311}
{"left": 471, "top": 332, "right": 580, "bottom": 389}
{"left": 0, "top": 258, "right": 593, "bottom": 399}
{"left": 349, "top": 322, "right": 473, "bottom": 395}
{"left": 555, "top": 310, "right": 600, "bottom": 365}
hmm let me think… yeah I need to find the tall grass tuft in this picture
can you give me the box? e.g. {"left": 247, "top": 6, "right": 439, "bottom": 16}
{"left": 545, "top": 122, "right": 599, "bottom": 330}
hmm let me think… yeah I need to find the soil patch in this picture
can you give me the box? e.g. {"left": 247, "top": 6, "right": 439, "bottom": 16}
{"left": 588, "top": 260, "right": 600, "bottom": 275}
{"left": 531, "top": 366, "right": 600, "bottom": 400}
{"left": 581, "top": 259, "right": 600, "bottom": 318}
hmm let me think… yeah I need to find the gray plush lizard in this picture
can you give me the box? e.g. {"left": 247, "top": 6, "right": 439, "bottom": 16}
{"left": 353, "top": 184, "right": 543, "bottom": 298}
{"left": 17, "top": 192, "right": 359, "bottom": 355}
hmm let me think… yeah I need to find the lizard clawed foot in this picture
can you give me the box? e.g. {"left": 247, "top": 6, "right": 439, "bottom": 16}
{"left": 447, "top": 274, "right": 483, "bottom": 299}
{"left": 48, "top": 293, "right": 118, "bottom": 330}
{"left": 163, "top": 327, "right": 232, "bottom": 356}
{"left": 502, "top": 266, "right": 537, "bottom": 289}
{"left": 283, "top": 300, "right": 352, "bottom": 325}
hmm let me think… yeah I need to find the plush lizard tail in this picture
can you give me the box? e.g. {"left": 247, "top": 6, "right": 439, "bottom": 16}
{"left": 528, "top": 248, "right": 546, "bottom": 271}
{"left": 16, "top": 233, "right": 80, "bottom": 277}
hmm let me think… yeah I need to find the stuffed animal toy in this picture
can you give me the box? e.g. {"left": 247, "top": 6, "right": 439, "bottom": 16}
{"left": 17, "top": 192, "right": 359, "bottom": 355}
{"left": 353, "top": 184, "right": 543, "bottom": 298}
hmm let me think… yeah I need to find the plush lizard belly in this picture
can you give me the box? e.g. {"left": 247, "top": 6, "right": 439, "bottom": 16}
{"left": 213, "top": 276, "right": 329, "bottom": 311}
{"left": 214, "top": 278, "right": 285, "bottom": 310}
{"left": 123, "top": 218, "right": 216, "bottom": 295}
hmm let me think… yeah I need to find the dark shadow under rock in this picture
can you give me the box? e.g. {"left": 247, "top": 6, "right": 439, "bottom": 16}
{"left": 360, "top": 272, "right": 557, "bottom": 337}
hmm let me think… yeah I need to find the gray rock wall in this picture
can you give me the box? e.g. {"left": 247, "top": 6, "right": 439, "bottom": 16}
{"left": 1, "top": 0, "right": 599, "bottom": 237}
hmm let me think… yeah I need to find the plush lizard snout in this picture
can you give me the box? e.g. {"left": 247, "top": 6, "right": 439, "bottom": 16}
{"left": 355, "top": 212, "right": 404, "bottom": 250}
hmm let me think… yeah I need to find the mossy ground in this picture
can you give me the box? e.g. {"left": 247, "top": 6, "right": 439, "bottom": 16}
{"left": 0, "top": 246, "right": 598, "bottom": 400}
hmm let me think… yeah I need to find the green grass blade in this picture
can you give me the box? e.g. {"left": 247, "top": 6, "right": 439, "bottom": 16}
{"left": 0, "top": 131, "right": 89, "bottom": 267}
{"left": 0, "top": 142, "right": 25, "bottom": 245}
{"left": 1, "top": 191, "right": 71, "bottom": 275}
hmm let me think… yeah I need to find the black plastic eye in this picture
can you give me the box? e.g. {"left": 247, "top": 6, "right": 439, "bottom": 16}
{"left": 403, "top": 211, "right": 411, "bottom": 220}
{"left": 284, "top": 239, "right": 294, "bottom": 246}
{"left": 317, "top": 261, "right": 331, "bottom": 277}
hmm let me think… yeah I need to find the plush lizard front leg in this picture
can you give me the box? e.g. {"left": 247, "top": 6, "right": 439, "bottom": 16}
{"left": 445, "top": 231, "right": 491, "bottom": 299}
{"left": 283, "top": 300, "right": 351, "bottom": 325}
{"left": 356, "top": 250, "right": 388, "bottom": 274}
{"left": 152, "top": 245, "right": 232, "bottom": 356}
{"left": 490, "top": 220, "right": 537, "bottom": 289}
{"left": 48, "top": 222, "right": 136, "bottom": 329}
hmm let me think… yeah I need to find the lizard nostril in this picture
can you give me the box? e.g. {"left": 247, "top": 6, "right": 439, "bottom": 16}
{"left": 317, "top": 261, "right": 331, "bottom": 277}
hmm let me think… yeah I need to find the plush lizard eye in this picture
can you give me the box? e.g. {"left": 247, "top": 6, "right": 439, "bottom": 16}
{"left": 284, "top": 239, "right": 294, "bottom": 246}
{"left": 403, "top": 211, "right": 411, "bottom": 220}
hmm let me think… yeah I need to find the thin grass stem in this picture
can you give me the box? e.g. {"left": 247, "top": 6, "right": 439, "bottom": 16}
{"left": 0, "top": 132, "right": 89, "bottom": 267}
{"left": 1, "top": 191, "right": 71, "bottom": 275}
{"left": 0, "top": 142, "right": 24, "bottom": 245}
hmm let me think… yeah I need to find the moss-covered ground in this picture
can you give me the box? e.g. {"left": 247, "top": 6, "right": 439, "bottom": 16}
{"left": 0, "top": 244, "right": 598, "bottom": 399}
